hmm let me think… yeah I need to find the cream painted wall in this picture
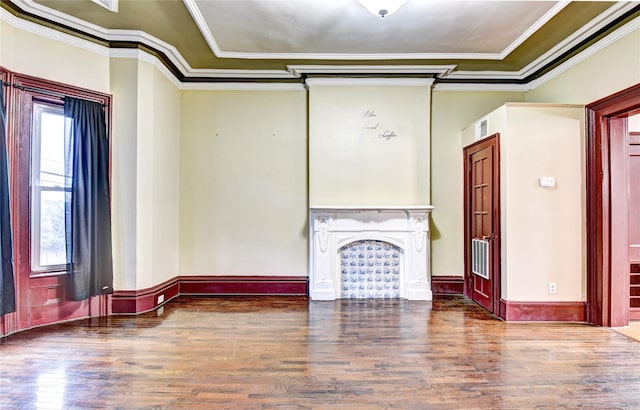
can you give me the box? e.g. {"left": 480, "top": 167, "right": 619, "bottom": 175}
{"left": 109, "top": 59, "right": 181, "bottom": 290}
{"left": 462, "top": 104, "right": 584, "bottom": 302}
{"left": 430, "top": 91, "right": 525, "bottom": 278}
{"left": 517, "top": 24, "right": 640, "bottom": 302}
{"left": 308, "top": 82, "right": 431, "bottom": 206}
{"left": 0, "top": 17, "right": 12, "bottom": 68}
{"left": 109, "top": 58, "right": 139, "bottom": 290}
{"left": 179, "top": 90, "right": 308, "bottom": 276}
{"left": 0, "top": 21, "right": 110, "bottom": 93}
{"left": 135, "top": 62, "right": 181, "bottom": 289}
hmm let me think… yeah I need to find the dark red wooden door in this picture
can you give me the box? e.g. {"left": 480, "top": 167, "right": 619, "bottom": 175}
{"left": 464, "top": 135, "right": 500, "bottom": 314}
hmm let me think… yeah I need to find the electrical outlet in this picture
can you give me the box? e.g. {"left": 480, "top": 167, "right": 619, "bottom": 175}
{"left": 548, "top": 283, "right": 557, "bottom": 295}
{"left": 157, "top": 294, "right": 165, "bottom": 304}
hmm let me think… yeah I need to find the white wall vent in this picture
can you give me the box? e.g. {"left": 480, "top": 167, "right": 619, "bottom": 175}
{"left": 475, "top": 119, "right": 488, "bottom": 140}
{"left": 472, "top": 238, "right": 489, "bottom": 280}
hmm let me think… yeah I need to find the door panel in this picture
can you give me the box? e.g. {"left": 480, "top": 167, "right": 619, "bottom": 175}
{"left": 629, "top": 137, "right": 640, "bottom": 261}
{"left": 629, "top": 132, "right": 640, "bottom": 319}
{"left": 471, "top": 146, "right": 493, "bottom": 310}
{"left": 464, "top": 134, "right": 500, "bottom": 314}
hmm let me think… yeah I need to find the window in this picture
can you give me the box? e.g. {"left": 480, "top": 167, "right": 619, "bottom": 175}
{"left": 2, "top": 68, "right": 112, "bottom": 332}
{"left": 30, "top": 102, "right": 69, "bottom": 272}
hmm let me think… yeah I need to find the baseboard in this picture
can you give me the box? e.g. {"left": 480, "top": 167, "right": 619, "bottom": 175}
{"left": 179, "top": 275, "right": 308, "bottom": 295}
{"left": 111, "top": 277, "right": 180, "bottom": 315}
{"left": 112, "top": 275, "right": 308, "bottom": 314}
{"left": 500, "top": 299, "right": 586, "bottom": 322}
{"left": 431, "top": 275, "right": 464, "bottom": 295}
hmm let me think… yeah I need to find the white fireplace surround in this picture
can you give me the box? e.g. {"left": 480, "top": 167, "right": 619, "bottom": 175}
{"left": 309, "top": 206, "right": 434, "bottom": 300}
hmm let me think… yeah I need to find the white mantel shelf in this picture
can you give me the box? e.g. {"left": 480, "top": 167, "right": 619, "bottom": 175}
{"left": 308, "top": 206, "right": 434, "bottom": 301}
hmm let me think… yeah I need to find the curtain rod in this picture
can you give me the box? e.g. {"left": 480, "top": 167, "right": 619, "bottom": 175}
{"left": 1, "top": 81, "right": 107, "bottom": 106}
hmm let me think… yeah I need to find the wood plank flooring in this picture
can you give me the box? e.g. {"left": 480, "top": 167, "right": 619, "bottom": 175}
{"left": 614, "top": 320, "right": 640, "bottom": 342}
{"left": 2, "top": 295, "right": 640, "bottom": 409}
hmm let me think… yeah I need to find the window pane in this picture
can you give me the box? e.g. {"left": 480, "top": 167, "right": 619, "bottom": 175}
{"left": 39, "top": 111, "right": 66, "bottom": 188}
{"left": 31, "top": 103, "right": 68, "bottom": 271}
{"left": 39, "top": 190, "right": 66, "bottom": 267}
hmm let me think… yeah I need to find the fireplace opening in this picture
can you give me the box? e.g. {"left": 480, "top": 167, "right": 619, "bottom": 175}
{"left": 340, "top": 240, "right": 402, "bottom": 299}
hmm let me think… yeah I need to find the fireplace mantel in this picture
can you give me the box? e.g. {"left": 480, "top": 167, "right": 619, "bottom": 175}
{"left": 309, "top": 206, "right": 434, "bottom": 300}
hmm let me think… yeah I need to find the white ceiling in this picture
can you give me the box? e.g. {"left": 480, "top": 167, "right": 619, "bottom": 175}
{"left": 186, "top": 0, "right": 564, "bottom": 59}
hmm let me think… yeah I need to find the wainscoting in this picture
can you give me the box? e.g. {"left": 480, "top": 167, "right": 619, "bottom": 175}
{"left": 111, "top": 276, "right": 308, "bottom": 314}
{"left": 431, "top": 275, "right": 464, "bottom": 295}
{"left": 499, "top": 300, "right": 586, "bottom": 322}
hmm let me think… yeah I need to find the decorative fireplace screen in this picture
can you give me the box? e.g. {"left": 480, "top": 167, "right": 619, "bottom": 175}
{"left": 340, "top": 240, "right": 402, "bottom": 299}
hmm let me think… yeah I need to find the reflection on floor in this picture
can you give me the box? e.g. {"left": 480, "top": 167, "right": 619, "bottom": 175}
{"left": 614, "top": 320, "right": 640, "bottom": 342}
{"left": 2, "top": 295, "right": 640, "bottom": 408}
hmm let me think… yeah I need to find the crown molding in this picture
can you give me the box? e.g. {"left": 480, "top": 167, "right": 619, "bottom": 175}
{"left": 180, "top": 82, "right": 306, "bottom": 91}
{"left": 109, "top": 48, "right": 182, "bottom": 89}
{"left": 518, "top": 1, "right": 638, "bottom": 80}
{"left": 0, "top": 6, "right": 109, "bottom": 57}
{"left": 9, "top": 0, "right": 634, "bottom": 78}
{"left": 215, "top": 51, "right": 505, "bottom": 61}
{"left": 184, "top": 69, "right": 296, "bottom": 79}
{"left": 7, "top": 0, "right": 295, "bottom": 80}
{"left": 528, "top": 13, "right": 640, "bottom": 91}
{"left": 305, "top": 78, "right": 435, "bottom": 87}
{"left": 2, "top": 0, "right": 639, "bottom": 91}
{"left": 181, "top": 0, "right": 223, "bottom": 59}
{"left": 442, "top": 1, "right": 640, "bottom": 82}
{"left": 288, "top": 65, "right": 456, "bottom": 77}
{"left": 497, "top": 1, "right": 570, "bottom": 60}
{"left": 432, "top": 83, "right": 529, "bottom": 92}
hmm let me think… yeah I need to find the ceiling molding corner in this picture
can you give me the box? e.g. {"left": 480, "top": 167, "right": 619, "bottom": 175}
{"left": 528, "top": 13, "right": 640, "bottom": 91}
{"left": 181, "top": 0, "right": 223, "bottom": 58}
{"left": 0, "top": 5, "right": 109, "bottom": 57}
{"left": 498, "top": 1, "right": 570, "bottom": 59}
{"left": 442, "top": 2, "right": 640, "bottom": 82}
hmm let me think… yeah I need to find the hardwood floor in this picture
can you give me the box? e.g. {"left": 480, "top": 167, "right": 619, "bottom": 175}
{"left": 2, "top": 295, "right": 640, "bottom": 409}
{"left": 614, "top": 320, "right": 640, "bottom": 342}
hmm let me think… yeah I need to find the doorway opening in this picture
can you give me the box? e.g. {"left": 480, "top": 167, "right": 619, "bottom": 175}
{"left": 586, "top": 83, "right": 640, "bottom": 327}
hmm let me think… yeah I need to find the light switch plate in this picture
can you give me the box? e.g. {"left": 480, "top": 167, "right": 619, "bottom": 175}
{"left": 538, "top": 177, "right": 555, "bottom": 187}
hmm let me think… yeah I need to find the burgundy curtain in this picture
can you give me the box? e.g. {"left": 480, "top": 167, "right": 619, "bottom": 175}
{"left": 64, "top": 97, "right": 113, "bottom": 300}
{"left": 0, "top": 82, "right": 16, "bottom": 315}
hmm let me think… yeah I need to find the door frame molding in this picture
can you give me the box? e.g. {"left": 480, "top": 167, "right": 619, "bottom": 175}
{"left": 586, "top": 83, "right": 640, "bottom": 327}
{"left": 463, "top": 133, "right": 501, "bottom": 315}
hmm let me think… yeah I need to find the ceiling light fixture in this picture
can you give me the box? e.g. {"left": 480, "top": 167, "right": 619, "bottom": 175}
{"left": 358, "top": 0, "right": 408, "bottom": 18}
{"left": 91, "top": 0, "right": 118, "bottom": 12}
